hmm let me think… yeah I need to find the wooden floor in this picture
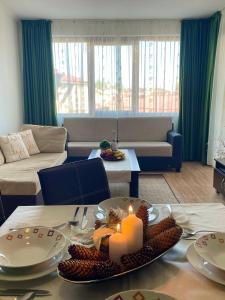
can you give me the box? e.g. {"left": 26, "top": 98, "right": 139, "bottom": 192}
{"left": 163, "top": 162, "right": 225, "bottom": 204}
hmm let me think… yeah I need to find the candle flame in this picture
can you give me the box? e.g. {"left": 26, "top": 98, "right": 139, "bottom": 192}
{"left": 117, "top": 223, "right": 120, "bottom": 232}
{"left": 128, "top": 205, "right": 133, "bottom": 214}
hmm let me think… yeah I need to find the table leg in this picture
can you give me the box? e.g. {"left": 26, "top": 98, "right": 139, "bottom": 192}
{"left": 129, "top": 171, "right": 139, "bottom": 197}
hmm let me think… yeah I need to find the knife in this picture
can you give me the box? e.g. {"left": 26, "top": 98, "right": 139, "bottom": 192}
{"left": 19, "top": 292, "right": 35, "bottom": 300}
{"left": 81, "top": 207, "right": 88, "bottom": 230}
{"left": 0, "top": 289, "right": 51, "bottom": 296}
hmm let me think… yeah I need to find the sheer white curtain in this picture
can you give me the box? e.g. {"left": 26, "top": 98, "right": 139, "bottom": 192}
{"left": 139, "top": 38, "right": 179, "bottom": 114}
{"left": 52, "top": 20, "right": 180, "bottom": 125}
{"left": 207, "top": 10, "right": 225, "bottom": 165}
{"left": 53, "top": 41, "right": 89, "bottom": 114}
{"left": 92, "top": 37, "right": 134, "bottom": 115}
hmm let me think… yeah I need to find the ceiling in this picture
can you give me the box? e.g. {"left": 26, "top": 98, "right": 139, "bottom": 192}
{"left": 2, "top": 0, "right": 225, "bottom": 19}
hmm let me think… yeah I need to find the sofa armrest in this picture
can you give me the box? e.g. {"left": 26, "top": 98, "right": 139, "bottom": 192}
{"left": 167, "top": 131, "right": 182, "bottom": 171}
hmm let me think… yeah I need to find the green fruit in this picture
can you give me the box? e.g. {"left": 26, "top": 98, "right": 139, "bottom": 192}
{"left": 100, "top": 140, "right": 111, "bottom": 150}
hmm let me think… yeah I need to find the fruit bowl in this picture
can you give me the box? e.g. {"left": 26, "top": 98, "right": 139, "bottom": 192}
{"left": 100, "top": 149, "right": 125, "bottom": 161}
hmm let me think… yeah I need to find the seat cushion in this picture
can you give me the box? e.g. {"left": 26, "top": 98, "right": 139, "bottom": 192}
{"left": 118, "top": 142, "right": 172, "bottom": 157}
{"left": 64, "top": 118, "right": 117, "bottom": 142}
{"left": 67, "top": 142, "right": 99, "bottom": 157}
{"left": 118, "top": 117, "right": 172, "bottom": 142}
{"left": 0, "top": 151, "right": 67, "bottom": 196}
{"left": 21, "top": 124, "right": 67, "bottom": 153}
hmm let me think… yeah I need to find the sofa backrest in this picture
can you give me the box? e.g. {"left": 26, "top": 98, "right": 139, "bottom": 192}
{"left": 0, "top": 149, "right": 5, "bottom": 166}
{"left": 64, "top": 118, "right": 117, "bottom": 142}
{"left": 21, "top": 124, "right": 67, "bottom": 153}
{"left": 118, "top": 117, "right": 172, "bottom": 142}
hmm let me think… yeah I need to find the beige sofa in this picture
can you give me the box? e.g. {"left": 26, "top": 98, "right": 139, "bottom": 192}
{"left": 0, "top": 125, "right": 67, "bottom": 218}
{"left": 64, "top": 117, "right": 182, "bottom": 171}
{"left": 65, "top": 118, "right": 117, "bottom": 157}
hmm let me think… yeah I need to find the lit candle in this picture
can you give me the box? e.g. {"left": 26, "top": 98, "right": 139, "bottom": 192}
{"left": 121, "top": 205, "right": 143, "bottom": 253}
{"left": 109, "top": 224, "right": 128, "bottom": 264}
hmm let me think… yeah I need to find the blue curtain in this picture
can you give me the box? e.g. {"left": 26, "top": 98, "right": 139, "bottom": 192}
{"left": 22, "top": 20, "right": 57, "bottom": 126}
{"left": 178, "top": 12, "right": 221, "bottom": 163}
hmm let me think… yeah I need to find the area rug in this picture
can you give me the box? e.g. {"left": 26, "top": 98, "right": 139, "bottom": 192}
{"left": 109, "top": 174, "right": 179, "bottom": 204}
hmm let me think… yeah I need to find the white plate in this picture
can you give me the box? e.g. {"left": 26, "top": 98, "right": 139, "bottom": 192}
{"left": 0, "top": 251, "right": 64, "bottom": 282}
{"left": 186, "top": 243, "right": 225, "bottom": 286}
{"left": 106, "top": 289, "right": 177, "bottom": 300}
{"left": 97, "top": 197, "right": 158, "bottom": 223}
{"left": 194, "top": 232, "right": 225, "bottom": 272}
{"left": 0, "top": 227, "right": 66, "bottom": 269}
{"left": 98, "top": 197, "right": 152, "bottom": 212}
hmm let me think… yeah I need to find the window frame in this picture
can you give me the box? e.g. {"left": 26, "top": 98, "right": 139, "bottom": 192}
{"left": 53, "top": 35, "right": 180, "bottom": 118}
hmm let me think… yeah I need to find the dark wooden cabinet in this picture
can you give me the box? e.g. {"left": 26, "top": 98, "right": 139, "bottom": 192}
{"left": 213, "top": 159, "right": 225, "bottom": 196}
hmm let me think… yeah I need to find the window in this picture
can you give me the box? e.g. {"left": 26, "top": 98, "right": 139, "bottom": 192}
{"left": 53, "top": 41, "right": 88, "bottom": 114}
{"left": 139, "top": 40, "right": 179, "bottom": 113}
{"left": 52, "top": 37, "right": 179, "bottom": 116}
{"left": 94, "top": 44, "right": 133, "bottom": 114}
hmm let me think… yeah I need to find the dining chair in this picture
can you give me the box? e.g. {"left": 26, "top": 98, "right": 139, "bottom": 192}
{"left": 0, "top": 198, "right": 5, "bottom": 225}
{"left": 38, "top": 158, "right": 111, "bottom": 205}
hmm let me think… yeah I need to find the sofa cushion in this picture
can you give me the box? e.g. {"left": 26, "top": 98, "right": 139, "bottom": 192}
{"left": 21, "top": 124, "right": 67, "bottom": 153}
{"left": 19, "top": 130, "right": 40, "bottom": 155}
{"left": 64, "top": 118, "right": 117, "bottom": 142}
{"left": 0, "top": 151, "right": 67, "bottom": 195}
{"left": 67, "top": 142, "right": 99, "bottom": 157}
{"left": 0, "top": 149, "right": 5, "bottom": 166}
{"left": 0, "top": 134, "right": 30, "bottom": 163}
{"left": 118, "top": 142, "right": 172, "bottom": 157}
{"left": 118, "top": 117, "right": 172, "bottom": 142}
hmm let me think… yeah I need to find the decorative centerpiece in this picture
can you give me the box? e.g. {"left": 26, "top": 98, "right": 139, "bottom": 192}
{"left": 99, "top": 140, "right": 125, "bottom": 161}
{"left": 58, "top": 205, "right": 182, "bottom": 282}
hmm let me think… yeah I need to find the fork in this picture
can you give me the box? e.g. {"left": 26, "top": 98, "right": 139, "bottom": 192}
{"left": 81, "top": 207, "right": 88, "bottom": 230}
{"left": 9, "top": 208, "right": 80, "bottom": 232}
{"left": 9, "top": 221, "right": 77, "bottom": 232}
{"left": 72, "top": 206, "right": 80, "bottom": 226}
{"left": 182, "top": 229, "right": 219, "bottom": 239}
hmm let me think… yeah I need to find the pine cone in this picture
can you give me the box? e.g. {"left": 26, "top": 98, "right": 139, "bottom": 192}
{"left": 58, "top": 259, "right": 120, "bottom": 280}
{"left": 95, "top": 219, "right": 105, "bottom": 229}
{"left": 136, "top": 205, "right": 149, "bottom": 241}
{"left": 68, "top": 244, "right": 108, "bottom": 261}
{"left": 108, "top": 209, "right": 121, "bottom": 225}
{"left": 121, "top": 245, "right": 153, "bottom": 270}
{"left": 147, "top": 217, "right": 176, "bottom": 239}
{"left": 58, "top": 259, "right": 96, "bottom": 279}
{"left": 146, "top": 226, "right": 182, "bottom": 256}
{"left": 94, "top": 260, "right": 121, "bottom": 278}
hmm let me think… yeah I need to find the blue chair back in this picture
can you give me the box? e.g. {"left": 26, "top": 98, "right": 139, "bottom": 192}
{"left": 38, "top": 158, "right": 111, "bottom": 205}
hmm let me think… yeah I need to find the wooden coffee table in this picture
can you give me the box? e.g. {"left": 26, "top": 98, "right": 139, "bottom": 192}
{"left": 88, "top": 149, "right": 140, "bottom": 197}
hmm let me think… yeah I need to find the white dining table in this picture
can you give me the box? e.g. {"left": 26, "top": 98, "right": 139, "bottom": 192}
{"left": 0, "top": 203, "right": 225, "bottom": 300}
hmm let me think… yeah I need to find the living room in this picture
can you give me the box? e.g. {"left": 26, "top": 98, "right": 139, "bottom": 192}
{"left": 0, "top": 0, "right": 225, "bottom": 299}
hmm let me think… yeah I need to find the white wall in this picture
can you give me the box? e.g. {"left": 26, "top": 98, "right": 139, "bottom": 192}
{"left": 52, "top": 19, "right": 180, "bottom": 37}
{"left": 0, "top": 2, "right": 22, "bottom": 135}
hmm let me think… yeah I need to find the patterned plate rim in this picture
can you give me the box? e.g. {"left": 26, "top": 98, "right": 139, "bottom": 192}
{"left": 0, "top": 226, "right": 67, "bottom": 269}
{"left": 105, "top": 289, "right": 178, "bottom": 300}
